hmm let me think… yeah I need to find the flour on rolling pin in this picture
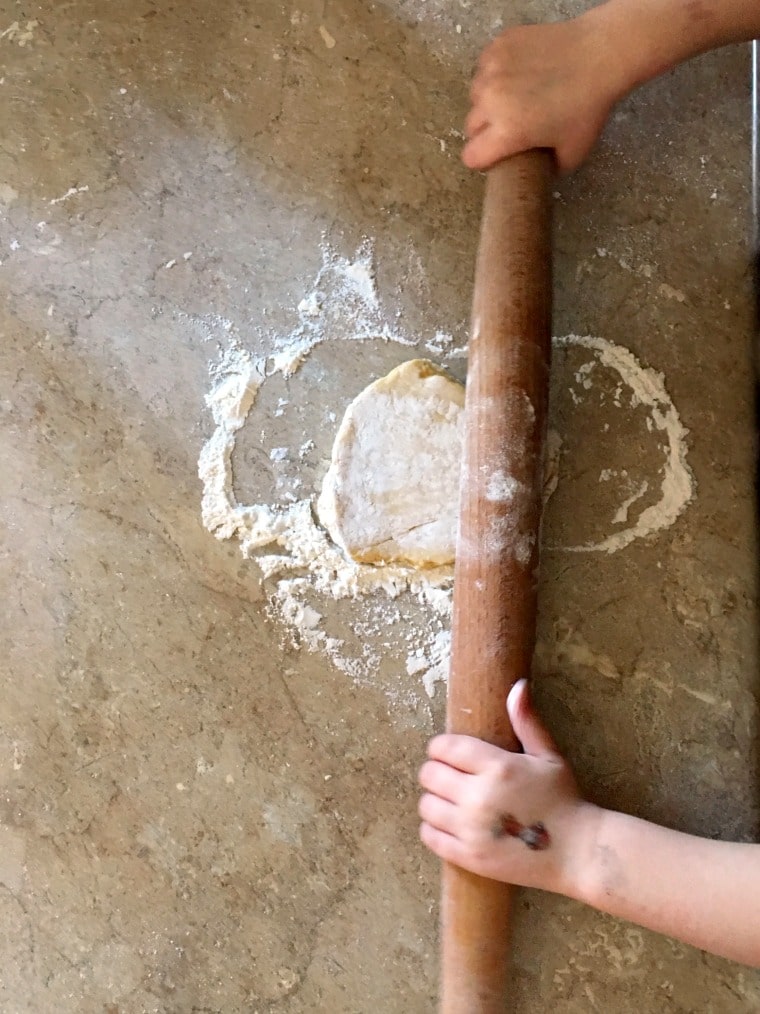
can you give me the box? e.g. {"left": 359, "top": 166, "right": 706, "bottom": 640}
{"left": 319, "top": 362, "right": 553, "bottom": 569}
{"left": 485, "top": 471, "right": 524, "bottom": 503}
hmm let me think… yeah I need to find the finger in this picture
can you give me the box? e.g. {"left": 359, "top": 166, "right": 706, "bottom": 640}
{"left": 554, "top": 143, "right": 581, "bottom": 175}
{"left": 418, "top": 792, "right": 460, "bottom": 833}
{"left": 506, "top": 679, "right": 561, "bottom": 759}
{"left": 428, "top": 733, "right": 508, "bottom": 773}
{"left": 420, "top": 821, "right": 470, "bottom": 867}
{"left": 464, "top": 106, "right": 488, "bottom": 139}
{"left": 461, "top": 126, "right": 510, "bottom": 171}
{"left": 476, "top": 44, "right": 500, "bottom": 76}
{"left": 469, "top": 71, "right": 491, "bottom": 104}
{"left": 468, "top": 75, "right": 482, "bottom": 102}
{"left": 418, "top": 759, "right": 471, "bottom": 802}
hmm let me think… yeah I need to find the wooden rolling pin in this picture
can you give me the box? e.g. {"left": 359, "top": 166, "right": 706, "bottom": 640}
{"left": 441, "top": 150, "right": 553, "bottom": 1012}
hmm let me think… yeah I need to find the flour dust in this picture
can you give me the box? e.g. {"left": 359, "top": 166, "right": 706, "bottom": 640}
{"left": 198, "top": 241, "right": 695, "bottom": 710}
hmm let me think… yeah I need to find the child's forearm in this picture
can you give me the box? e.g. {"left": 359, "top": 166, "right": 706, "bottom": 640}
{"left": 591, "top": 0, "right": 760, "bottom": 97}
{"left": 420, "top": 686, "right": 760, "bottom": 965}
{"left": 573, "top": 807, "right": 760, "bottom": 966}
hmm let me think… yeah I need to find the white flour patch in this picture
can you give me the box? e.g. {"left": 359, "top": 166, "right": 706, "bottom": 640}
{"left": 556, "top": 335, "right": 695, "bottom": 553}
{"left": 485, "top": 471, "right": 521, "bottom": 503}
{"left": 319, "top": 25, "right": 336, "bottom": 49}
{"left": 407, "top": 628, "right": 452, "bottom": 698}
{"left": 49, "top": 185, "right": 90, "bottom": 206}
{"left": 613, "top": 480, "right": 649, "bottom": 525}
{"left": 198, "top": 243, "right": 455, "bottom": 705}
{"left": 198, "top": 247, "right": 694, "bottom": 703}
{"left": 176, "top": 310, "right": 236, "bottom": 343}
{"left": 0, "top": 19, "right": 39, "bottom": 46}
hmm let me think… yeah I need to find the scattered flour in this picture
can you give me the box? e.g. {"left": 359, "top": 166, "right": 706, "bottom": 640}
{"left": 406, "top": 629, "right": 452, "bottom": 698}
{"left": 319, "top": 25, "right": 336, "bottom": 49}
{"left": 198, "top": 246, "right": 695, "bottom": 704}
{"left": 0, "top": 19, "right": 39, "bottom": 46}
{"left": 658, "top": 283, "right": 687, "bottom": 303}
{"left": 198, "top": 244, "right": 456, "bottom": 703}
{"left": 49, "top": 184, "right": 89, "bottom": 206}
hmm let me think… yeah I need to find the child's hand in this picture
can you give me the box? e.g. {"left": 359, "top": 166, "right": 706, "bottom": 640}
{"left": 418, "top": 679, "right": 599, "bottom": 897}
{"left": 463, "top": 12, "right": 628, "bottom": 173}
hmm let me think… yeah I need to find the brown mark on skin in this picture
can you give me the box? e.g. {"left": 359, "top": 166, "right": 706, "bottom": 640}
{"left": 494, "top": 814, "right": 551, "bottom": 850}
{"left": 596, "top": 843, "right": 626, "bottom": 898}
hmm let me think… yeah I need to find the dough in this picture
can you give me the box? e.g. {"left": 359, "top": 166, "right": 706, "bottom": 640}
{"left": 317, "top": 359, "right": 464, "bottom": 567}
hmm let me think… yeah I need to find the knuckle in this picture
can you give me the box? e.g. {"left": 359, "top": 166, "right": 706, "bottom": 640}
{"left": 463, "top": 839, "right": 491, "bottom": 870}
{"left": 489, "top": 756, "right": 514, "bottom": 783}
{"left": 480, "top": 37, "right": 504, "bottom": 65}
{"left": 470, "top": 786, "right": 494, "bottom": 811}
{"left": 466, "top": 787, "right": 498, "bottom": 824}
{"left": 476, "top": 48, "right": 493, "bottom": 70}
{"left": 493, "top": 117, "right": 522, "bottom": 146}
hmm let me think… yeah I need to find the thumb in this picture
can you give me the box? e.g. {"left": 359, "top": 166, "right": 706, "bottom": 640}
{"left": 506, "top": 679, "right": 559, "bottom": 759}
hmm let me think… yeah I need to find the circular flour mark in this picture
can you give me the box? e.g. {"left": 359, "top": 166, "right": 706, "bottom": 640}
{"left": 553, "top": 335, "right": 694, "bottom": 554}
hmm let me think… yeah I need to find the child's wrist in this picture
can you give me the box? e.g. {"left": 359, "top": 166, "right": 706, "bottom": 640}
{"left": 584, "top": 0, "right": 736, "bottom": 98}
{"left": 556, "top": 801, "right": 607, "bottom": 904}
{"left": 577, "top": 2, "right": 659, "bottom": 101}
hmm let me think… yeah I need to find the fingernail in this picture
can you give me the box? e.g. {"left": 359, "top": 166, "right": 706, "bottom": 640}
{"left": 507, "top": 678, "right": 527, "bottom": 709}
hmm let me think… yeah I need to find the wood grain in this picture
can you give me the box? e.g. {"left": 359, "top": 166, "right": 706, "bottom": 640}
{"left": 440, "top": 150, "right": 553, "bottom": 1013}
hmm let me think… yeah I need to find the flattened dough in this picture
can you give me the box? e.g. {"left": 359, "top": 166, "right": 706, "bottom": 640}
{"left": 317, "top": 359, "right": 464, "bottom": 567}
